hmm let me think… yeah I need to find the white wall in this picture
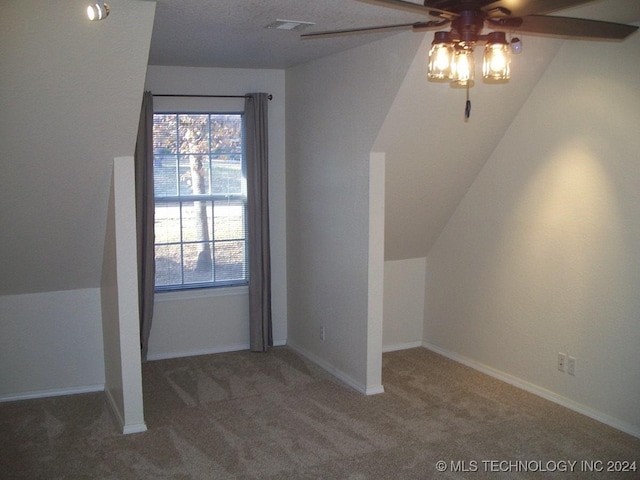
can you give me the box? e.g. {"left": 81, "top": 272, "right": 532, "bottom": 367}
{"left": 0, "top": 0, "right": 157, "bottom": 295}
{"left": 144, "top": 66, "right": 287, "bottom": 359}
{"left": 285, "top": 32, "right": 423, "bottom": 393}
{"left": 0, "top": 289, "right": 105, "bottom": 400}
{"left": 373, "top": 33, "right": 562, "bottom": 261}
{"left": 149, "top": 288, "right": 251, "bottom": 359}
{"left": 383, "top": 258, "right": 426, "bottom": 352}
{"left": 0, "top": 0, "right": 155, "bottom": 401}
{"left": 367, "top": 152, "right": 386, "bottom": 391}
{"left": 424, "top": 30, "right": 640, "bottom": 437}
{"left": 101, "top": 157, "right": 146, "bottom": 434}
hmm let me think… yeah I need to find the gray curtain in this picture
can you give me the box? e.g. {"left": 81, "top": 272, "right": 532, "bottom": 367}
{"left": 134, "top": 91, "right": 155, "bottom": 362}
{"left": 245, "top": 93, "right": 273, "bottom": 352}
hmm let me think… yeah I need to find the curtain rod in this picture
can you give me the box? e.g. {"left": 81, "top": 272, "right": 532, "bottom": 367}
{"left": 153, "top": 94, "right": 273, "bottom": 100}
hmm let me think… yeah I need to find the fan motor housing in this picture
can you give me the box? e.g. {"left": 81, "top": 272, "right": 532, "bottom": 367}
{"left": 450, "top": 9, "right": 487, "bottom": 44}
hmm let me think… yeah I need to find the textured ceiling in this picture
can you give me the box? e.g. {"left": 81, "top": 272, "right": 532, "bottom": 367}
{"left": 147, "top": 0, "right": 436, "bottom": 68}
{"left": 147, "top": 0, "right": 640, "bottom": 69}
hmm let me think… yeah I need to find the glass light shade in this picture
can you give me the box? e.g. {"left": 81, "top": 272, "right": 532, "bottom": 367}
{"left": 451, "top": 48, "right": 475, "bottom": 86}
{"left": 428, "top": 32, "right": 454, "bottom": 80}
{"left": 483, "top": 32, "right": 511, "bottom": 80}
{"left": 510, "top": 37, "right": 522, "bottom": 55}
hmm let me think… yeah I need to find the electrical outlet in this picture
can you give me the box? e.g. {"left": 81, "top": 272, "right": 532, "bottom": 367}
{"left": 320, "top": 326, "right": 325, "bottom": 341}
{"left": 568, "top": 356, "right": 576, "bottom": 376}
{"left": 558, "top": 352, "right": 567, "bottom": 372}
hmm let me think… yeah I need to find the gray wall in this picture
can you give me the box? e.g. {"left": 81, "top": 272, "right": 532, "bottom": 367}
{"left": 0, "top": 0, "right": 155, "bottom": 399}
{"left": 285, "top": 32, "right": 423, "bottom": 392}
{"left": 424, "top": 27, "right": 640, "bottom": 436}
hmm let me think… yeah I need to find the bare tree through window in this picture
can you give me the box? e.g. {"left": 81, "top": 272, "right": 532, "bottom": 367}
{"left": 153, "top": 113, "right": 247, "bottom": 290}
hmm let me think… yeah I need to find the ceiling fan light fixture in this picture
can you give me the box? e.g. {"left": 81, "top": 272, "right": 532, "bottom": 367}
{"left": 87, "top": 1, "right": 109, "bottom": 21}
{"left": 451, "top": 45, "right": 475, "bottom": 87}
{"left": 483, "top": 31, "right": 510, "bottom": 81}
{"left": 428, "top": 31, "right": 454, "bottom": 80}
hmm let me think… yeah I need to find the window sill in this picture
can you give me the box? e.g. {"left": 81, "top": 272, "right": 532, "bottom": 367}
{"left": 154, "top": 285, "right": 248, "bottom": 303}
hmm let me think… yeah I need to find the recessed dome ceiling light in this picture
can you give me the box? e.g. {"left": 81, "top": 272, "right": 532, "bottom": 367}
{"left": 87, "top": 2, "right": 109, "bottom": 21}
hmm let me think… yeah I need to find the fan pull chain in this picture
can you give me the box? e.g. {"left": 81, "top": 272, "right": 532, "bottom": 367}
{"left": 465, "top": 83, "right": 471, "bottom": 121}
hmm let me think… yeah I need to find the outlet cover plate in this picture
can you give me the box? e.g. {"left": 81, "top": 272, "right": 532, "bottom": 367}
{"left": 568, "top": 356, "right": 576, "bottom": 376}
{"left": 558, "top": 352, "right": 567, "bottom": 372}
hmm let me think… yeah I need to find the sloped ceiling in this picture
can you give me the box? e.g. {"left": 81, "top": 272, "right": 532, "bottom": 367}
{"left": 146, "top": 0, "right": 640, "bottom": 69}
{"left": 375, "top": 0, "right": 640, "bottom": 261}
{"left": 2, "top": 0, "right": 637, "bottom": 295}
{"left": 0, "top": 0, "right": 156, "bottom": 295}
{"left": 148, "top": 0, "right": 432, "bottom": 68}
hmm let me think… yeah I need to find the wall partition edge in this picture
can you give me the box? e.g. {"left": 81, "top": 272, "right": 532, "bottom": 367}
{"left": 101, "top": 156, "right": 147, "bottom": 435}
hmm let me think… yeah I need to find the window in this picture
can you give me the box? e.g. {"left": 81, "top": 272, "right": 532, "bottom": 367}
{"left": 153, "top": 113, "right": 247, "bottom": 291}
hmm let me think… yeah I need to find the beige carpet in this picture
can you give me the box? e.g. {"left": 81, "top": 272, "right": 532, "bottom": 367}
{"left": 1, "top": 347, "right": 638, "bottom": 479}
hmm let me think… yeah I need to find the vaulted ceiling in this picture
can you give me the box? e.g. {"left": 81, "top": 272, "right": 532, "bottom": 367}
{"left": 1, "top": 0, "right": 638, "bottom": 296}
{"left": 370, "top": 0, "right": 639, "bottom": 260}
{"left": 146, "top": 0, "right": 639, "bottom": 262}
{"left": 148, "top": 0, "right": 640, "bottom": 69}
{"left": 0, "top": 0, "right": 156, "bottom": 295}
{"left": 147, "top": 0, "right": 428, "bottom": 68}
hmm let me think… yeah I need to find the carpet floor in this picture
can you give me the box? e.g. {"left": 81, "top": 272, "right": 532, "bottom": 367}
{"left": 1, "top": 347, "right": 638, "bottom": 479}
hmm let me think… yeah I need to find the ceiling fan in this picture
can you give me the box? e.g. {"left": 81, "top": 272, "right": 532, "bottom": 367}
{"left": 302, "top": 0, "right": 638, "bottom": 118}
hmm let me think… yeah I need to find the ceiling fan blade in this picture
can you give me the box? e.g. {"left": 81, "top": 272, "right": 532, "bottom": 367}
{"left": 301, "top": 21, "right": 445, "bottom": 39}
{"left": 490, "top": 0, "right": 596, "bottom": 17}
{"left": 510, "top": 15, "right": 639, "bottom": 40}
{"left": 412, "top": 20, "right": 450, "bottom": 32}
{"left": 355, "top": 0, "right": 458, "bottom": 18}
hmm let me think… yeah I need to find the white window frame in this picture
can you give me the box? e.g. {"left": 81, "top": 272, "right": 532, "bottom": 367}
{"left": 152, "top": 111, "right": 248, "bottom": 292}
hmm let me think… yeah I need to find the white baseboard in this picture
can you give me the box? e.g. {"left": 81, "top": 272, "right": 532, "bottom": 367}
{"left": 123, "top": 422, "right": 148, "bottom": 435}
{"left": 365, "top": 384, "right": 385, "bottom": 395}
{"left": 422, "top": 342, "right": 640, "bottom": 439}
{"left": 146, "top": 339, "right": 287, "bottom": 362}
{"left": 104, "top": 386, "right": 148, "bottom": 435}
{"left": 287, "top": 342, "right": 384, "bottom": 396}
{"left": 104, "top": 387, "right": 125, "bottom": 432}
{"left": 0, "top": 384, "right": 104, "bottom": 403}
{"left": 147, "top": 344, "right": 250, "bottom": 361}
{"left": 382, "top": 341, "right": 423, "bottom": 353}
